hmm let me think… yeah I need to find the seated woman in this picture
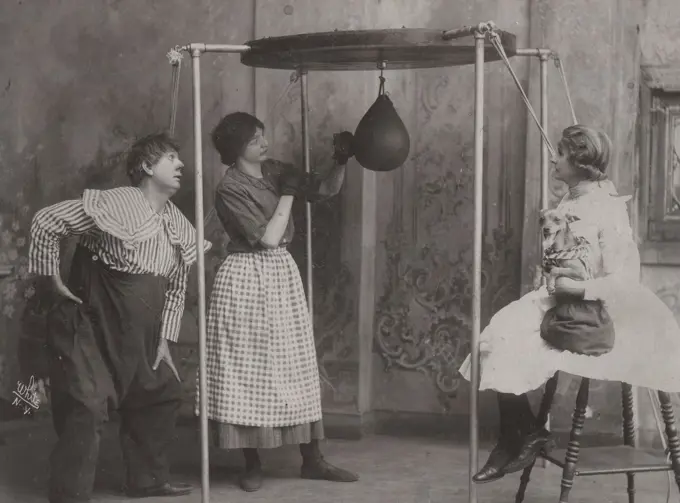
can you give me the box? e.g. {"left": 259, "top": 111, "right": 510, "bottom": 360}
{"left": 199, "top": 112, "right": 358, "bottom": 492}
{"left": 459, "top": 124, "right": 680, "bottom": 483}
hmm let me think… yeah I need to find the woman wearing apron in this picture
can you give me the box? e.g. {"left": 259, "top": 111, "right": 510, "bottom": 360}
{"left": 201, "top": 112, "right": 358, "bottom": 492}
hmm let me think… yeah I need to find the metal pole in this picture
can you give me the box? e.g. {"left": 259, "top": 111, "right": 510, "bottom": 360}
{"left": 540, "top": 53, "right": 549, "bottom": 210}
{"left": 469, "top": 29, "right": 485, "bottom": 503}
{"left": 537, "top": 52, "right": 551, "bottom": 453}
{"left": 514, "top": 48, "right": 553, "bottom": 58}
{"left": 191, "top": 49, "right": 210, "bottom": 503}
{"left": 299, "top": 70, "right": 314, "bottom": 317}
{"left": 185, "top": 43, "right": 251, "bottom": 54}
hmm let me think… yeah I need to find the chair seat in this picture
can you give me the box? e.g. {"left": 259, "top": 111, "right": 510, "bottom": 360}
{"left": 542, "top": 445, "right": 671, "bottom": 475}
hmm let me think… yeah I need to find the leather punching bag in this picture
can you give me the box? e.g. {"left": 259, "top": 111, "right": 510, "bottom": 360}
{"left": 353, "top": 92, "right": 410, "bottom": 172}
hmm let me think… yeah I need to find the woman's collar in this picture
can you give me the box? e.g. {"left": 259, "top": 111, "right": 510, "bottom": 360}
{"left": 568, "top": 181, "right": 598, "bottom": 199}
{"left": 229, "top": 162, "right": 274, "bottom": 189}
{"left": 567, "top": 179, "right": 619, "bottom": 200}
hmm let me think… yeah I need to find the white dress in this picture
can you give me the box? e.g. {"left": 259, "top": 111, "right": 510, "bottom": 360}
{"left": 459, "top": 181, "right": 680, "bottom": 394}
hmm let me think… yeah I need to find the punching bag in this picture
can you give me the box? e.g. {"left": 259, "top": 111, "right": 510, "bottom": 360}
{"left": 352, "top": 88, "right": 410, "bottom": 172}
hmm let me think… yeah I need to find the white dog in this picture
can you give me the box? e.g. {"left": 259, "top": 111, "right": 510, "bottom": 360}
{"left": 538, "top": 208, "right": 592, "bottom": 294}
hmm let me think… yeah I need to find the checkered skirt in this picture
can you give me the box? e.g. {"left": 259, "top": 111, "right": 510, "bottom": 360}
{"left": 198, "top": 247, "right": 322, "bottom": 427}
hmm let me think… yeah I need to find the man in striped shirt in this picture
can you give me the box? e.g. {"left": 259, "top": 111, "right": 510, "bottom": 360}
{"left": 29, "top": 133, "right": 211, "bottom": 502}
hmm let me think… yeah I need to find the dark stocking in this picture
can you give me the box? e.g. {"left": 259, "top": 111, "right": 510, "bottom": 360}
{"left": 239, "top": 449, "right": 262, "bottom": 492}
{"left": 473, "top": 393, "right": 538, "bottom": 484}
{"left": 242, "top": 448, "right": 261, "bottom": 470}
{"left": 498, "top": 392, "right": 537, "bottom": 442}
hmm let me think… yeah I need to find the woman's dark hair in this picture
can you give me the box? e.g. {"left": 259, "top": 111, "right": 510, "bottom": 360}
{"left": 557, "top": 125, "right": 612, "bottom": 182}
{"left": 126, "top": 132, "right": 180, "bottom": 186}
{"left": 211, "top": 112, "right": 264, "bottom": 166}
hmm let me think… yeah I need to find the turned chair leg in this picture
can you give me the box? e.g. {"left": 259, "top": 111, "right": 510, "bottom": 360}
{"left": 559, "top": 377, "right": 589, "bottom": 503}
{"left": 515, "top": 459, "right": 536, "bottom": 503}
{"left": 657, "top": 391, "right": 680, "bottom": 493}
{"left": 621, "top": 383, "right": 636, "bottom": 503}
{"left": 514, "top": 373, "right": 559, "bottom": 503}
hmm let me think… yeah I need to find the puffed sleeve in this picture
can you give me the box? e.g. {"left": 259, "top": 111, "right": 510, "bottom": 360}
{"left": 29, "top": 199, "right": 97, "bottom": 276}
{"left": 582, "top": 196, "right": 640, "bottom": 301}
{"left": 215, "top": 182, "right": 268, "bottom": 247}
{"left": 159, "top": 262, "right": 190, "bottom": 342}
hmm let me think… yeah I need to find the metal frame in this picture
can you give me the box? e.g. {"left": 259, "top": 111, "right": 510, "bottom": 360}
{"left": 178, "top": 27, "right": 553, "bottom": 503}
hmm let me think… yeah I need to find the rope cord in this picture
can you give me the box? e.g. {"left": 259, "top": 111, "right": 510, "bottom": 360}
{"left": 264, "top": 71, "right": 300, "bottom": 123}
{"left": 487, "top": 31, "right": 557, "bottom": 160}
{"left": 167, "top": 46, "right": 184, "bottom": 136}
{"left": 203, "top": 72, "right": 300, "bottom": 230}
{"left": 378, "top": 67, "right": 386, "bottom": 96}
{"left": 553, "top": 55, "right": 578, "bottom": 125}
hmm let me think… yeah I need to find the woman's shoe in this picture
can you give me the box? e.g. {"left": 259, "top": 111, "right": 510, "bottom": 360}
{"left": 472, "top": 443, "right": 515, "bottom": 484}
{"left": 239, "top": 465, "right": 263, "bottom": 492}
{"left": 301, "top": 458, "right": 359, "bottom": 482}
{"left": 502, "top": 429, "right": 554, "bottom": 474}
{"left": 299, "top": 440, "right": 358, "bottom": 482}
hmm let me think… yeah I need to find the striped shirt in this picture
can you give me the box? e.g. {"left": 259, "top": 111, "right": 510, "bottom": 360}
{"left": 29, "top": 187, "right": 212, "bottom": 342}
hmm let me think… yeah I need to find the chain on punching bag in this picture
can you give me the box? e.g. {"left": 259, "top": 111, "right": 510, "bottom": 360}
{"left": 351, "top": 69, "right": 411, "bottom": 172}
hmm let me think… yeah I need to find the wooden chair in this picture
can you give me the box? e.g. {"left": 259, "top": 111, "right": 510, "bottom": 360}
{"left": 515, "top": 374, "right": 680, "bottom": 503}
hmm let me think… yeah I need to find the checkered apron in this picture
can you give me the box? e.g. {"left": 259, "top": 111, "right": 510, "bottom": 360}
{"left": 199, "top": 247, "right": 322, "bottom": 427}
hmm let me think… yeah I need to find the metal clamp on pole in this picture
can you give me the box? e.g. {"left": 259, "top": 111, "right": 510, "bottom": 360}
{"left": 441, "top": 25, "right": 476, "bottom": 40}
{"left": 514, "top": 48, "right": 553, "bottom": 58}
{"left": 442, "top": 21, "right": 496, "bottom": 41}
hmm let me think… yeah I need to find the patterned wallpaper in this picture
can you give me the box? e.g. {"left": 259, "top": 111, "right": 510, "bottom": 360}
{"left": 0, "top": 0, "right": 255, "bottom": 411}
{"left": 371, "top": 66, "right": 524, "bottom": 412}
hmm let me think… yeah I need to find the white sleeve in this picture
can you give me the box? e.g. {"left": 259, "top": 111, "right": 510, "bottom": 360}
{"left": 582, "top": 198, "right": 640, "bottom": 301}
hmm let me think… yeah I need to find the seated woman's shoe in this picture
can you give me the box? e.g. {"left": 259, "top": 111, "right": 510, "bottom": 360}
{"left": 502, "top": 429, "right": 554, "bottom": 474}
{"left": 472, "top": 443, "right": 515, "bottom": 484}
{"left": 239, "top": 465, "right": 263, "bottom": 492}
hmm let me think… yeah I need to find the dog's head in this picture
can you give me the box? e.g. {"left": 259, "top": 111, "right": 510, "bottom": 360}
{"left": 539, "top": 208, "right": 580, "bottom": 250}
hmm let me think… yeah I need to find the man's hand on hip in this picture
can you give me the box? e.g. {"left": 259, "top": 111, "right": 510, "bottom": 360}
{"left": 153, "top": 338, "right": 181, "bottom": 383}
{"left": 51, "top": 275, "right": 83, "bottom": 304}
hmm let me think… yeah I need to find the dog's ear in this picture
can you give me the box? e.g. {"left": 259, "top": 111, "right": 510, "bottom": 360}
{"left": 565, "top": 213, "right": 580, "bottom": 223}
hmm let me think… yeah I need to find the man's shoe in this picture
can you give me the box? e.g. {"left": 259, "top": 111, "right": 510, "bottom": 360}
{"left": 125, "top": 482, "right": 193, "bottom": 498}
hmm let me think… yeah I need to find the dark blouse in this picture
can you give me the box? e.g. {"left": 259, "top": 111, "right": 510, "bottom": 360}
{"left": 215, "top": 159, "right": 305, "bottom": 253}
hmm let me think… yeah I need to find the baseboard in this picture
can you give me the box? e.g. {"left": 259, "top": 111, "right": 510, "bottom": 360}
{"left": 177, "top": 410, "right": 375, "bottom": 441}
{"left": 13, "top": 405, "right": 664, "bottom": 450}
{"left": 370, "top": 409, "right": 498, "bottom": 444}
{"left": 322, "top": 410, "right": 375, "bottom": 440}
{"left": 3, "top": 411, "right": 667, "bottom": 454}
{"left": 344, "top": 409, "right": 640, "bottom": 449}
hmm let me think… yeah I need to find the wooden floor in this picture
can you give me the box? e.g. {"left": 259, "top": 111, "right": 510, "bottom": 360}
{"left": 0, "top": 419, "right": 677, "bottom": 503}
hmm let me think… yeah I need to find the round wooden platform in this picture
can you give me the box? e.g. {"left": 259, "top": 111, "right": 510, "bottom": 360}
{"left": 240, "top": 28, "right": 517, "bottom": 71}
